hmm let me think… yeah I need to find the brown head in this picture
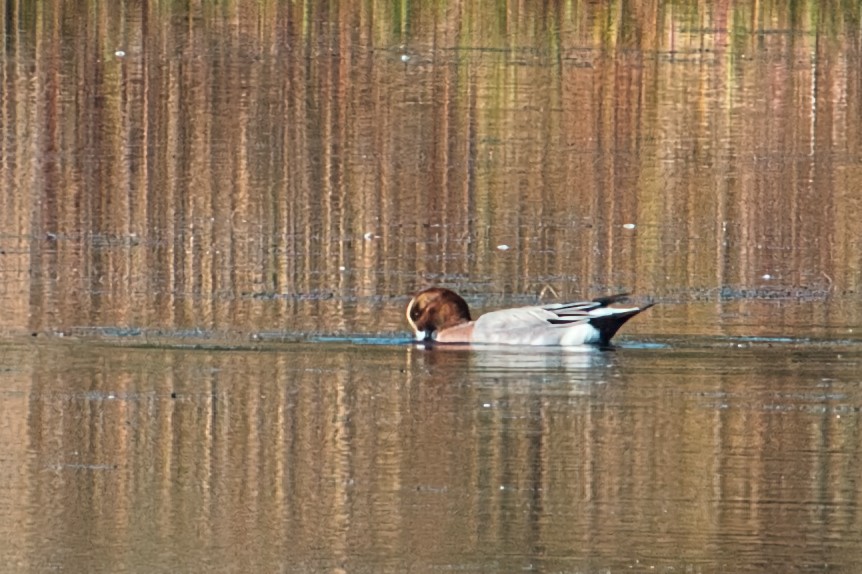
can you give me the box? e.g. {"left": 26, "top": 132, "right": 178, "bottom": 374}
{"left": 405, "top": 288, "right": 472, "bottom": 341}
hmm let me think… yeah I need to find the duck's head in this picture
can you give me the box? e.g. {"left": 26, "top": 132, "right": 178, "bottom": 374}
{"left": 406, "top": 288, "right": 472, "bottom": 341}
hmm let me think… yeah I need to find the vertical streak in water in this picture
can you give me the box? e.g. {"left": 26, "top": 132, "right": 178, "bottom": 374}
{"left": 810, "top": 22, "right": 818, "bottom": 159}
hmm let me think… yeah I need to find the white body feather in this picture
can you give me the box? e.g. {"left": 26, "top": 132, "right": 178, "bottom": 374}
{"left": 467, "top": 303, "right": 643, "bottom": 346}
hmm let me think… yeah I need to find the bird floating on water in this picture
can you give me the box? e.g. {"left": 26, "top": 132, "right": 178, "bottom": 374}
{"left": 406, "top": 287, "right": 653, "bottom": 347}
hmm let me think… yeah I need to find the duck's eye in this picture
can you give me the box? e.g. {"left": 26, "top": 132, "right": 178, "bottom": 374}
{"left": 410, "top": 307, "right": 422, "bottom": 321}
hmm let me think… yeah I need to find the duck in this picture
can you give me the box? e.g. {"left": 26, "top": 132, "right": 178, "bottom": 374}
{"left": 406, "top": 287, "right": 653, "bottom": 346}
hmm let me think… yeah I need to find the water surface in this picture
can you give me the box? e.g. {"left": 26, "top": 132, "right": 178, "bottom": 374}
{"left": 1, "top": 1, "right": 861, "bottom": 572}
{"left": 2, "top": 336, "right": 862, "bottom": 572}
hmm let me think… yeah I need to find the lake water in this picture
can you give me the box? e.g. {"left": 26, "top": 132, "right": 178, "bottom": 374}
{"left": 1, "top": 1, "right": 862, "bottom": 572}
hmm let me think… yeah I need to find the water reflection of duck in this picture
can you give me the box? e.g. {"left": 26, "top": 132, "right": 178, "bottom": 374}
{"left": 406, "top": 287, "right": 653, "bottom": 347}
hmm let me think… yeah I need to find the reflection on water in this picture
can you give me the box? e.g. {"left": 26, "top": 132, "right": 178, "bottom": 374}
{"left": 1, "top": 1, "right": 861, "bottom": 338}
{"left": 416, "top": 344, "right": 617, "bottom": 388}
{"left": 1, "top": 1, "right": 862, "bottom": 572}
{"left": 1, "top": 338, "right": 861, "bottom": 572}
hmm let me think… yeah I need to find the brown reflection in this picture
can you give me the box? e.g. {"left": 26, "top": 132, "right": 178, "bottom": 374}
{"left": 0, "top": 338, "right": 855, "bottom": 570}
{"left": 0, "top": 2, "right": 860, "bottom": 340}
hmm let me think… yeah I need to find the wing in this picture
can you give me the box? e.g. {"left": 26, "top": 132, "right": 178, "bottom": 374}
{"left": 540, "top": 293, "right": 631, "bottom": 325}
{"left": 471, "top": 303, "right": 593, "bottom": 346}
{"left": 471, "top": 293, "right": 648, "bottom": 346}
{"left": 475, "top": 305, "right": 580, "bottom": 331}
{"left": 473, "top": 307, "right": 594, "bottom": 345}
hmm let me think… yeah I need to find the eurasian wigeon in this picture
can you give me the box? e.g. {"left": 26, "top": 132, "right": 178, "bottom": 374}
{"left": 406, "top": 287, "right": 653, "bottom": 346}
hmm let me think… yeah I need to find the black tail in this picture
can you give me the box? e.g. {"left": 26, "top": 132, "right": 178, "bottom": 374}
{"left": 589, "top": 303, "right": 654, "bottom": 344}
